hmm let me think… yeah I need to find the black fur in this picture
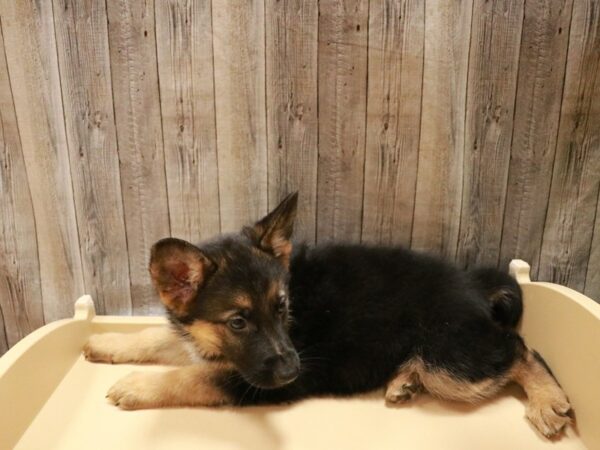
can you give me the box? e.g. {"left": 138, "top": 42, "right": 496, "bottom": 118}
{"left": 218, "top": 244, "right": 526, "bottom": 404}
{"left": 468, "top": 267, "right": 523, "bottom": 328}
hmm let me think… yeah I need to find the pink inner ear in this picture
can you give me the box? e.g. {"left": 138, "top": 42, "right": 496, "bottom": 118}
{"left": 167, "top": 262, "right": 197, "bottom": 305}
{"left": 170, "top": 285, "right": 196, "bottom": 305}
{"left": 171, "top": 261, "right": 191, "bottom": 283}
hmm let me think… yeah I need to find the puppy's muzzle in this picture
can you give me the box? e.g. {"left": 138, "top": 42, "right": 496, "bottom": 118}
{"left": 262, "top": 350, "right": 301, "bottom": 386}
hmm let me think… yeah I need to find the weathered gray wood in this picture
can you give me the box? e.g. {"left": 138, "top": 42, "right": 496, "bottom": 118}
{"left": 156, "top": 0, "right": 221, "bottom": 243}
{"left": 0, "top": 0, "right": 84, "bottom": 322}
{"left": 499, "top": 0, "right": 573, "bottom": 275}
{"left": 411, "top": 0, "right": 472, "bottom": 259}
{"left": 0, "top": 307, "right": 7, "bottom": 355}
{"left": 265, "top": 0, "right": 318, "bottom": 244}
{"left": 212, "top": 0, "right": 268, "bottom": 232}
{"left": 456, "top": 0, "right": 525, "bottom": 268}
{"left": 539, "top": 0, "right": 600, "bottom": 291}
{"left": 52, "top": 0, "right": 132, "bottom": 315}
{"left": 362, "top": 0, "right": 424, "bottom": 246}
{"left": 587, "top": 198, "right": 600, "bottom": 301}
{"left": 0, "top": 21, "right": 45, "bottom": 347}
{"left": 317, "top": 0, "right": 369, "bottom": 243}
{"left": 106, "top": 0, "right": 170, "bottom": 315}
{"left": 3, "top": 0, "right": 600, "bottom": 350}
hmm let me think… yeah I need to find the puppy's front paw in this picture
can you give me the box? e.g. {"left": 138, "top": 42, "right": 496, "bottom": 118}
{"left": 84, "top": 333, "right": 124, "bottom": 363}
{"left": 107, "top": 371, "right": 164, "bottom": 410}
{"left": 526, "top": 395, "right": 572, "bottom": 438}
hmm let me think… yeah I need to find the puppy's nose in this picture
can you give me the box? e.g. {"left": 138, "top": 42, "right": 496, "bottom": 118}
{"left": 274, "top": 360, "right": 300, "bottom": 384}
{"left": 265, "top": 351, "right": 300, "bottom": 385}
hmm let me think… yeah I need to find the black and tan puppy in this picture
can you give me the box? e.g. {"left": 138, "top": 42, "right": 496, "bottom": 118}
{"left": 84, "top": 193, "right": 572, "bottom": 438}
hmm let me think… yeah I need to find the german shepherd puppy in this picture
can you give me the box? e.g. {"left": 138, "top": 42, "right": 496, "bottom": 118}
{"left": 84, "top": 193, "right": 572, "bottom": 438}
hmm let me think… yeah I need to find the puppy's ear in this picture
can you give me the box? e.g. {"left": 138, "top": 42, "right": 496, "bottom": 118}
{"left": 149, "top": 238, "right": 215, "bottom": 317}
{"left": 247, "top": 192, "right": 298, "bottom": 267}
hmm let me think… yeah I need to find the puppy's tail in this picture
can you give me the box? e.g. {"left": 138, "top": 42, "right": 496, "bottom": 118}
{"left": 469, "top": 267, "right": 523, "bottom": 329}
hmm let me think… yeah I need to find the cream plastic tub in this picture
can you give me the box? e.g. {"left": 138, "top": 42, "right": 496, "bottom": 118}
{"left": 0, "top": 260, "right": 599, "bottom": 450}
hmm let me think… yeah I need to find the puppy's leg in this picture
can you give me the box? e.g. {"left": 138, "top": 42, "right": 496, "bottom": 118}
{"left": 405, "top": 358, "right": 510, "bottom": 404}
{"left": 107, "top": 363, "right": 233, "bottom": 410}
{"left": 385, "top": 363, "right": 422, "bottom": 404}
{"left": 417, "top": 336, "right": 571, "bottom": 438}
{"left": 510, "top": 349, "right": 572, "bottom": 438}
{"left": 84, "top": 326, "right": 194, "bottom": 365}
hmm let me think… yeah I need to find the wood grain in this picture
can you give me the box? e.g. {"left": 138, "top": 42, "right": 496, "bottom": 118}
{"left": 0, "top": 306, "right": 6, "bottom": 355}
{"left": 212, "top": 0, "right": 268, "bottom": 232}
{"left": 587, "top": 199, "right": 600, "bottom": 300}
{"left": 539, "top": 0, "right": 600, "bottom": 291}
{"left": 411, "top": 0, "right": 472, "bottom": 259}
{"left": 4, "top": 0, "right": 600, "bottom": 354}
{"left": 0, "top": 0, "right": 84, "bottom": 322}
{"left": 0, "top": 21, "right": 44, "bottom": 347}
{"left": 156, "top": 0, "right": 221, "bottom": 243}
{"left": 361, "top": 0, "right": 424, "bottom": 246}
{"left": 265, "top": 0, "right": 318, "bottom": 244}
{"left": 317, "top": 0, "right": 369, "bottom": 243}
{"left": 456, "top": 0, "right": 525, "bottom": 268}
{"left": 499, "top": 0, "right": 573, "bottom": 275}
{"left": 106, "top": 0, "right": 170, "bottom": 315}
{"left": 53, "top": 0, "right": 132, "bottom": 315}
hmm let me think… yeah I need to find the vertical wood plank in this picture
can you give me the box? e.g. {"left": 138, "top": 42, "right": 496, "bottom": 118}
{"left": 0, "top": 307, "right": 7, "bottom": 355}
{"left": 265, "top": 0, "right": 318, "bottom": 244}
{"left": 411, "top": 0, "right": 472, "bottom": 258}
{"left": 0, "top": 0, "right": 84, "bottom": 321}
{"left": 212, "top": 0, "right": 268, "bottom": 232}
{"left": 362, "top": 0, "right": 424, "bottom": 245}
{"left": 586, "top": 198, "right": 600, "bottom": 301}
{"left": 317, "top": 0, "right": 369, "bottom": 243}
{"left": 499, "top": 0, "right": 573, "bottom": 274}
{"left": 156, "top": 0, "right": 221, "bottom": 243}
{"left": 539, "top": 0, "right": 600, "bottom": 291}
{"left": 456, "top": 0, "right": 525, "bottom": 268}
{"left": 107, "top": 0, "right": 170, "bottom": 314}
{"left": 0, "top": 21, "right": 44, "bottom": 347}
{"left": 53, "top": 0, "right": 132, "bottom": 315}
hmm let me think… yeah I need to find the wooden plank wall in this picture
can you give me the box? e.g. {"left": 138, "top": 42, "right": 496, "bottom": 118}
{"left": 0, "top": 0, "right": 599, "bottom": 353}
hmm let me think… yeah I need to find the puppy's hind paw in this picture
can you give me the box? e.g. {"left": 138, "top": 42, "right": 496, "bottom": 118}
{"left": 385, "top": 381, "right": 422, "bottom": 405}
{"left": 526, "top": 398, "right": 573, "bottom": 439}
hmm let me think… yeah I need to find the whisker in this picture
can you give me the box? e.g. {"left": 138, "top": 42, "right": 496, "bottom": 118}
{"left": 238, "top": 383, "right": 254, "bottom": 406}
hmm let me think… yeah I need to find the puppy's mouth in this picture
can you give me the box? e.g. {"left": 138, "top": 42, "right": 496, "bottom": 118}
{"left": 242, "top": 361, "right": 301, "bottom": 390}
{"left": 245, "top": 374, "right": 299, "bottom": 390}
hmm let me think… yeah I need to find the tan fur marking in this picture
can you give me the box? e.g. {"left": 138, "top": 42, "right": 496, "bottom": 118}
{"left": 251, "top": 232, "right": 293, "bottom": 267}
{"left": 233, "top": 294, "right": 252, "bottom": 310}
{"left": 388, "top": 350, "right": 572, "bottom": 438}
{"left": 107, "top": 363, "right": 233, "bottom": 410}
{"left": 267, "top": 280, "right": 282, "bottom": 303}
{"left": 510, "top": 350, "right": 572, "bottom": 437}
{"left": 388, "top": 358, "right": 507, "bottom": 404}
{"left": 270, "top": 236, "right": 293, "bottom": 267}
{"left": 83, "top": 327, "right": 193, "bottom": 365}
{"left": 385, "top": 366, "right": 421, "bottom": 403}
{"left": 186, "top": 320, "right": 224, "bottom": 358}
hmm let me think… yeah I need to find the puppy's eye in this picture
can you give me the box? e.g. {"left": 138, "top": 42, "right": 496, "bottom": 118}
{"left": 228, "top": 316, "right": 247, "bottom": 331}
{"left": 277, "top": 296, "right": 287, "bottom": 314}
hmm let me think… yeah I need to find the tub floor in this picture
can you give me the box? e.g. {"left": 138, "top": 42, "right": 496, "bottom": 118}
{"left": 16, "top": 356, "right": 585, "bottom": 450}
